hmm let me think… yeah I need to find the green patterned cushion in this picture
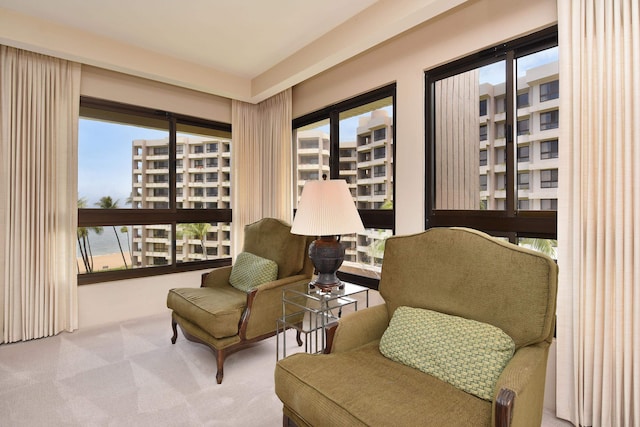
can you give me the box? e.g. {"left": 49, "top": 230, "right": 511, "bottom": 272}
{"left": 229, "top": 252, "right": 278, "bottom": 292}
{"left": 379, "top": 306, "right": 515, "bottom": 401}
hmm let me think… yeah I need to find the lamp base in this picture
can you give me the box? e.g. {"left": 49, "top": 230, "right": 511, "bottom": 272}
{"left": 309, "top": 281, "right": 345, "bottom": 293}
{"left": 308, "top": 236, "right": 345, "bottom": 292}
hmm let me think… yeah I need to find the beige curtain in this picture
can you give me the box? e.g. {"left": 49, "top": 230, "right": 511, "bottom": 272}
{"left": 556, "top": 1, "right": 640, "bottom": 426}
{"left": 231, "top": 88, "right": 292, "bottom": 256}
{"left": 0, "top": 46, "right": 80, "bottom": 343}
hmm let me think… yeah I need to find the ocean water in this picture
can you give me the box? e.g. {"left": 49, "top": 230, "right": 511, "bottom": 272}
{"left": 76, "top": 227, "right": 132, "bottom": 257}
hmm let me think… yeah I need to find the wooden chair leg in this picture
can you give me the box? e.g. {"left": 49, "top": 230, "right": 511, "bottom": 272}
{"left": 296, "top": 325, "right": 303, "bottom": 347}
{"left": 171, "top": 318, "right": 178, "bottom": 344}
{"left": 283, "top": 414, "right": 298, "bottom": 427}
{"left": 215, "top": 349, "right": 225, "bottom": 384}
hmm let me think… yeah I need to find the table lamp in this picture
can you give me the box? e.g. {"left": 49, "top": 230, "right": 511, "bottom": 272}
{"left": 291, "top": 177, "right": 365, "bottom": 291}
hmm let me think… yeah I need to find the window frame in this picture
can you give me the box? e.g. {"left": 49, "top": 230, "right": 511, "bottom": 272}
{"left": 292, "top": 84, "right": 396, "bottom": 288}
{"left": 77, "top": 97, "right": 232, "bottom": 285}
{"left": 424, "top": 26, "right": 558, "bottom": 242}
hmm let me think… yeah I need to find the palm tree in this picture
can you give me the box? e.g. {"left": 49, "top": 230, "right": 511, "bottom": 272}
{"left": 96, "top": 196, "right": 128, "bottom": 269}
{"left": 120, "top": 226, "right": 133, "bottom": 266}
{"left": 180, "top": 223, "right": 211, "bottom": 260}
{"left": 519, "top": 238, "right": 557, "bottom": 259}
{"left": 77, "top": 197, "right": 103, "bottom": 273}
{"left": 368, "top": 199, "right": 394, "bottom": 263}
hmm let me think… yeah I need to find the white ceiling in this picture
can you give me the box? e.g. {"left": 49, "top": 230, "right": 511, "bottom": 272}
{"left": 0, "top": 0, "right": 466, "bottom": 103}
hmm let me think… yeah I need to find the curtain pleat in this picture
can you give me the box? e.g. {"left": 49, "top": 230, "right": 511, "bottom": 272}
{"left": 0, "top": 46, "right": 79, "bottom": 343}
{"left": 259, "top": 89, "right": 292, "bottom": 221}
{"left": 556, "top": 1, "right": 640, "bottom": 426}
{"left": 231, "top": 88, "right": 292, "bottom": 257}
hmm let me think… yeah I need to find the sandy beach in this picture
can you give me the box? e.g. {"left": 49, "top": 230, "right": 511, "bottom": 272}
{"left": 77, "top": 252, "right": 132, "bottom": 273}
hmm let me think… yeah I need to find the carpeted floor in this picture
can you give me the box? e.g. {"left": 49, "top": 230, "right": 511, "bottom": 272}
{"left": 0, "top": 313, "right": 301, "bottom": 426}
{"left": 0, "top": 312, "right": 573, "bottom": 426}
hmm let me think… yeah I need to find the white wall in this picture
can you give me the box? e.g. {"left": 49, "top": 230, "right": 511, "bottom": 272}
{"left": 81, "top": 65, "right": 232, "bottom": 123}
{"left": 77, "top": 270, "right": 203, "bottom": 328}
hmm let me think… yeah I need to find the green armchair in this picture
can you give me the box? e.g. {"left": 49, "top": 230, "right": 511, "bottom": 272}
{"left": 275, "top": 227, "right": 558, "bottom": 426}
{"left": 167, "top": 218, "right": 313, "bottom": 384}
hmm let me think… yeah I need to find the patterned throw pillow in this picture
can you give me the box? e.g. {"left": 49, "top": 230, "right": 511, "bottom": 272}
{"left": 229, "top": 252, "right": 278, "bottom": 292}
{"left": 379, "top": 306, "right": 515, "bottom": 401}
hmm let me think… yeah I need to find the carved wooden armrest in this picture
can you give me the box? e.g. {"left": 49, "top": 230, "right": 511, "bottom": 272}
{"left": 495, "top": 388, "right": 515, "bottom": 427}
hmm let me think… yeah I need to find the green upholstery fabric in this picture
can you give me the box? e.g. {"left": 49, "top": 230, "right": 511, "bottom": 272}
{"left": 275, "top": 227, "right": 558, "bottom": 426}
{"left": 229, "top": 252, "right": 278, "bottom": 292}
{"left": 275, "top": 341, "right": 492, "bottom": 427}
{"left": 167, "top": 286, "right": 246, "bottom": 339}
{"left": 242, "top": 218, "right": 308, "bottom": 279}
{"left": 379, "top": 306, "right": 515, "bottom": 401}
{"left": 379, "top": 227, "right": 557, "bottom": 349}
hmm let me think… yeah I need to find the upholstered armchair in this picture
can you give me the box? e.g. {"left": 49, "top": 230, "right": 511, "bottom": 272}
{"left": 167, "top": 218, "right": 313, "bottom": 384}
{"left": 275, "top": 227, "right": 558, "bottom": 426}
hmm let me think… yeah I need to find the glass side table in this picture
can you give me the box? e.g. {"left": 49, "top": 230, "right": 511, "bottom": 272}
{"left": 276, "top": 282, "right": 369, "bottom": 360}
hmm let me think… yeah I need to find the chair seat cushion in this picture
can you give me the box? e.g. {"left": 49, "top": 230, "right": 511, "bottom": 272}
{"left": 275, "top": 341, "right": 492, "bottom": 427}
{"left": 167, "top": 286, "right": 247, "bottom": 339}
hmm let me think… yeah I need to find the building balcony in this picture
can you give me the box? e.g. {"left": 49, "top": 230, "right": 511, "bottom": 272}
{"left": 298, "top": 164, "right": 322, "bottom": 171}
{"left": 146, "top": 196, "right": 169, "bottom": 202}
{"left": 494, "top": 138, "right": 506, "bottom": 147}
{"left": 493, "top": 163, "right": 507, "bottom": 173}
{"left": 494, "top": 112, "right": 506, "bottom": 122}
{"left": 145, "top": 155, "right": 170, "bottom": 161}
{"left": 145, "top": 237, "right": 169, "bottom": 244}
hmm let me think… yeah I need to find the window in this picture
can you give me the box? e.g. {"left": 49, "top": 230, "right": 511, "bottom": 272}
{"left": 480, "top": 175, "right": 488, "bottom": 191}
{"left": 517, "top": 92, "right": 529, "bottom": 108}
{"left": 293, "top": 84, "right": 395, "bottom": 287}
{"left": 495, "top": 96, "right": 506, "bottom": 114}
{"left": 517, "top": 118, "right": 529, "bottom": 135}
{"left": 540, "top": 80, "right": 559, "bottom": 102}
{"left": 540, "top": 139, "right": 559, "bottom": 159}
{"left": 374, "top": 146, "right": 386, "bottom": 159}
{"left": 540, "top": 110, "right": 559, "bottom": 130}
{"left": 373, "top": 128, "right": 386, "bottom": 141}
{"left": 479, "top": 99, "right": 488, "bottom": 116}
{"left": 426, "top": 26, "right": 558, "bottom": 245}
{"left": 78, "top": 97, "right": 232, "bottom": 284}
{"left": 517, "top": 145, "right": 530, "bottom": 162}
{"left": 518, "top": 172, "right": 530, "bottom": 189}
{"left": 540, "top": 169, "right": 558, "bottom": 188}
{"left": 374, "top": 165, "right": 386, "bottom": 177}
{"left": 479, "top": 150, "right": 488, "bottom": 166}
{"left": 540, "top": 199, "right": 558, "bottom": 210}
{"left": 480, "top": 124, "right": 487, "bottom": 141}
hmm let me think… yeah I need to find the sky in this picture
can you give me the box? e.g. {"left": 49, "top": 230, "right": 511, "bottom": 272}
{"left": 479, "top": 46, "right": 558, "bottom": 85}
{"left": 78, "top": 120, "right": 167, "bottom": 206}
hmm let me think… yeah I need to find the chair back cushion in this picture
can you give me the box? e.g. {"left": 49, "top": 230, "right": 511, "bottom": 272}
{"left": 242, "top": 218, "right": 308, "bottom": 279}
{"left": 379, "top": 227, "right": 558, "bottom": 348}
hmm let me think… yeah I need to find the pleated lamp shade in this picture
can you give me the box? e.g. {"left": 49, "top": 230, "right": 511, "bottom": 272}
{"left": 291, "top": 179, "right": 364, "bottom": 237}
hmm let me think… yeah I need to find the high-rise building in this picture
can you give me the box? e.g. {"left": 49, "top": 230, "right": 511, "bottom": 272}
{"left": 131, "top": 135, "right": 232, "bottom": 267}
{"left": 295, "top": 109, "right": 394, "bottom": 273}
{"left": 479, "top": 61, "right": 559, "bottom": 210}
